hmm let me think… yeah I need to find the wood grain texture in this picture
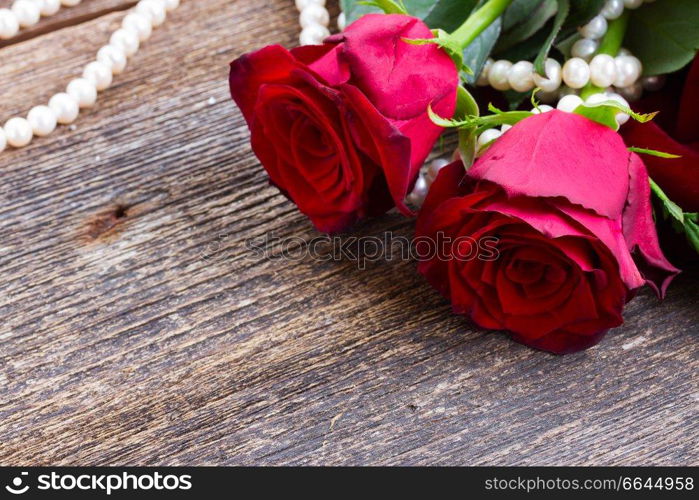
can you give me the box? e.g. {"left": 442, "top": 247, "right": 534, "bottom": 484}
{"left": 0, "top": 0, "right": 697, "bottom": 466}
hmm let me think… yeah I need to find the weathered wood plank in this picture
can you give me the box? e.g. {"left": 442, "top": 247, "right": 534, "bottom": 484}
{"left": 0, "top": 0, "right": 697, "bottom": 466}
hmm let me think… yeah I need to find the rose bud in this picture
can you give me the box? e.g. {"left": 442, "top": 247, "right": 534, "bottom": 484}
{"left": 416, "top": 111, "right": 679, "bottom": 354}
{"left": 229, "top": 14, "right": 458, "bottom": 233}
{"left": 622, "top": 55, "right": 699, "bottom": 213}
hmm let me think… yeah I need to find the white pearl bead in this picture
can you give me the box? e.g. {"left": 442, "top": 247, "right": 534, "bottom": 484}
{"left": 589, "top": 54, "right": 617, "bottom": 88}
{"left": 136, "top": 0, "right": 167, "bottom": 27}
{"left": 616, "top": 81, "right": 643, "bottom": 102}
{"left": 427, "top": 158, "right": 449, "bottom": 182}
{"left": 488, "top": 60, "right": 512, "bottom": 91}
{"left": 617, "top": 47, "right": 632, "bottom": 57}
{"left": 407, "top": 175, "right": 429, "bottom": 205}
{"left": 532, "top": 58, "right": 562, "bottom": 92}
{"left": 163, "top": 0, "right": 180, "bottom": 11}
{"left": 38, "top": 0, "right": 61, "bottom": 16}
{"left": 476, "top": 58, "right": 494, "bottom": 86}
{"left": 4, "top": 117, "right": 33, "bottom": 148}
{"left": 97, "top": 44, "right": 127, "bottom": 74}
{"left": 412, "top": 175, "right": 429, "bottom": 197}
{"left": 501, "top": 124, "right": 512, "bottom": 133}
{"left": 67, "top": 78, "right": 97, "bottom": 108}
{"left": 557, "top": 94, "right": 583, "bottom": 112}
{"left": 601, "top": 0, "right": 624, "bottom": 19}
{"left": 61, "top": 0, "right": 82, "bottom": 6}
{"left": 531, "top": 104, "right": 554, "bottom": 114}
{"left": 49, "top": 92, "right": 79, "bottom": 124}
{"left": 508, "top": 61, "right": 535, "bottom": 92}
{"left": 606, "top": 92, "right": 630, "bottom": 125}
{"left": 571, "top": 38, "right": 598, "bottom": 61}
{"left": 295, "top": 0, "right": 325, "bottom": 10}
{"left": 641, "top": 74, "right": 665, "bottom": 91}
{"left": 122, "top": 12, "right": 152, "bottom": 41}
{"left": 585, "top": 92, "right": 610, "bottom": 105}
{"left": 83, "top": 61, "right": 113, "bottom": 91}
{"left": 477, "top": 128, "right": 502, "bottom": 151}
{"left": 562, "top": 57, "right": 590, "bottom": 89}
{"left": 337, "top": 11, "right": 346, "bottom": 31}
{"left": 12, "top": 0, "right": 40, "bottom": 28}
{"left": 110, "top": 28, "right": 140, "bottom": 56}
{"left": 613, "top": 55, "right": 642, "bottom": 88}
{"left": 300, "top": 5, "right": 329, "bottom": 28}
{"left": 299, "top": 24, "right": 329, "bottom": 45}
{"left": 27, "top": 105, "right": 57, "bottom": 137}
{"left": 623, "top": 0, "right": 643, "bottom": 8}
{"left": 0, "top": 8, "right": 19, "bottom": 39}
{"left": 579, "top": 15, "right": 607, "bottom": 40}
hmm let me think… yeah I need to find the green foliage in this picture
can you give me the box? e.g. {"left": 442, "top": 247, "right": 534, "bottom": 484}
{"left": 534, "top": 0, "right": 569, "bottom": 74}
{"left": 628, "top": 147, "right": 681, "bottom": 159}
{"left": 625, "top": 0, "right": 699, "bottom": 76}
{"left": 650, "top": 179, "right": 699, "bottom": 254}
{"left": 572, "top": 100, "right": 656, "bottom": 131}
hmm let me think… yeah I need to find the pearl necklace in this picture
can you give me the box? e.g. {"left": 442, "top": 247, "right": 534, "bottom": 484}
{"left": 0, "top": 0, "right": 181, "bottom": 154}
{"left": 477, "top": 0, "right": 665, "bottom": 108}
{"left": 293, "top": 1, "right": 667, "bottom": 207}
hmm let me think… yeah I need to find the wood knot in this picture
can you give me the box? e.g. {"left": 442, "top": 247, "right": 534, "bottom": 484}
{"left": 83, "top": 204, "right": 131, "bottom": 242}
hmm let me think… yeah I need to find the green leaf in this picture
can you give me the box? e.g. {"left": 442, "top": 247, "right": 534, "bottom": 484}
{"left": 428, "top": 103, "right": 467, "bottom": 127}
{"left": 650, "top": 179, "right": 699, "bottom": 254}
{"left": 343, "top": 0, "right": 466, "bottom": 23}
{"left": 534, "top": 0, "right": 569, "bottom": 75}
{"left": 651, "top": 178, "right": 685, "bottom": 224}
{"left": 456, "top": 85, "right": 479, "bottom": 118}
{"left": 628, "top": 147, "right": 682, "bottom": 159}
{"left": 625, "top": 0, "right": 699, "bottom": 76}
{"left": 403, "top": 28, "right": 465, "bottom": 70}
{"left": 458, "top": 126, "right": 478, "bottom": 168}
{"left": 423, "top": 0, "right": 479, "bottom": 33}
{"left": 559, "top": 0, "right": 604, "bottom": 38}
{"left": 495, "top": 0, "right": 557, "bottom": 53}
{"left": 573, "top": 100, "right": 657, "bottom": 131}
{"left": 684, "top": 213, "right": 699, "bottom": 254}
{"left": 428, "top": 101, "right": 531, "bottom": 129}
{"left": 462, "top": 16, "right": 501, "bottom": 85}
{"left": 341, "top": 0, "right": 380, "bottom": 23}
{"left": 358, "top": 0, "right": 409, "bottom": 14}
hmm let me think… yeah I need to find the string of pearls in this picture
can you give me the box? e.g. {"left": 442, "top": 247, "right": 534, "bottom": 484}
{"left": 296, "top": 0, "right": 335, "bottom": 46}
{"left": 293, "top": 1, "right": 666, "bottom": 207}
{"left": 0, "top": 0, "right": 181, "bottom": 154}
{"left": 476, "top": 0, "right": 663, "bottom": 108}
{"left": 0, "top": 0, "right": 78, "bottom": 39}
{"left": 406, "top": 0, "right": 670, "bottom": 207}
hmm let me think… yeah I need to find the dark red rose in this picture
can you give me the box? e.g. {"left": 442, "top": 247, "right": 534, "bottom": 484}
{"left": 416, "top": 111, "right": 679, "bottom": 354}
{"left": 229, "top": 14, "right": 458, "bottom": 232}
{"left": 622, "top": 56, "right": 699, "bottom": 212}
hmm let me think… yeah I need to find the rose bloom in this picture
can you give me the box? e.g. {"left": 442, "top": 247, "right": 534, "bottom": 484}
{"left": 229, "top": 14, "right": 458, "bottom": 232}
{"left": 416, "top": 111, "right": 679, "bottom": 354}
{"left": 622, "top": 56, "right": 699, "bottom": 212}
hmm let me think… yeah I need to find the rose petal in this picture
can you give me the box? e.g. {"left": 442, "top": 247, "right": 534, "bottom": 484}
{"left": 470, "top": 111, "right": 631, "bottom": 219}
{"left": 621, "top": 153, "right": 681, "bottom": 297}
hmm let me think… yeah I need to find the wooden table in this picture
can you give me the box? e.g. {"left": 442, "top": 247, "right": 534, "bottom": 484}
{"left": 0, "top": 0, "right": 697, "bottom": 466}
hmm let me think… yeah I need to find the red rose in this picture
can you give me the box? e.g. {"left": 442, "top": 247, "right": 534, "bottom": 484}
{"left": 416, "top": 111, "right": 679, "bottom": 354}
{"left": 622, "top": 56, "right": 699, "bottom": 212}
{"left": 229, "top": 14, "right": 458, "bottom": 232}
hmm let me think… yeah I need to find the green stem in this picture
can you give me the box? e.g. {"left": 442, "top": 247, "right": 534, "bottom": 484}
{"left": 580, "top": 11, "right": 630, "bottom": 99}
{"left": 450, "top": 0, "right": 514, "bottom": 50}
